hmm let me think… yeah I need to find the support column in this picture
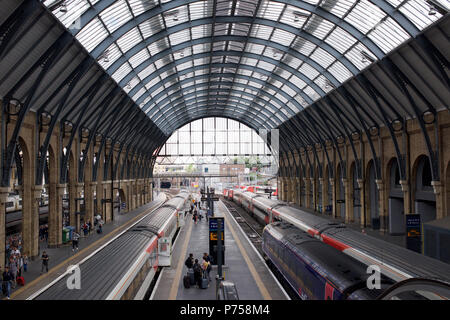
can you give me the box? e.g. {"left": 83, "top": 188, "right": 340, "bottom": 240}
{"left": 29, "top": 186, "right": 42, "bottom": 259}
{"left": 399, "top": 180, "right": 411, "bottom": 216}
{"left": 319, "top": 178, "right": 325, "bottom": 213}
{"left": 343, "top": 178, "right": 353, "bottom": 223}
{"left": 295, "top": 178, "right": 301, "bottom": 205}
{"left": 375, "top": 179, "right": 387, "bottom": 233}
{"left": 96, "top": 181, "right": 103, "bottom": 220}
{"left": 311, "top": 178, "right": 316, "bottom": 211}
{"left": 330, "top": 178, "right": 336, "bottom": 218}
{"left": 287, "top": 178, "right": 293, "bottom": 203}
{"left": 278, "top": 178, "right": 283, "bottom": 201}
{"left": 48, "top": 184, "right": 65, "bottom": 247}
{"left": 357, "top": 179, "right": 366, "bottom": 228}
{"left": 0, "top": 187, "right": 11, "bottom": 270}
{"left": 432, "top": 181, "right": 445, "bottom": 220}
{"left": 75, "top": 183, "right": 84, "bottom": 232}
{"left": 85, "top": 182, "right": 96, "bottom": 228}
{"left": 103, "top": 181, "right": 113, "bottom": 222}
{"left": 304, "top": 178, "right": 310, "bottom": 209}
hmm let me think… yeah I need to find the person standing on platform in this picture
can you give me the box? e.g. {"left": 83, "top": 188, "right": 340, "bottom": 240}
{"left": 8, "top": 256, "right": 17, "bottom": 289}
{"left": 201, "top": 257, "right": 211, "bottom": 282}
{"left": 23, "top": 254, "right": 28, "bottom": 272}
{"left": 88, "top": 221, "right": 92, "bottom": 235}
{"left": 72, "top": 232, "right": 80, "bottom": 251}
{"left": 40, "top": 251, "right": 49, "bottom": 274}
{"left": 193, "top": 259, "right": 202, "bottom": 288}
{"left": 184, "top": 253, "right": 194, "bottom": 270}
{"left": 2, "top": 267, "right": 12, "bottom": 299}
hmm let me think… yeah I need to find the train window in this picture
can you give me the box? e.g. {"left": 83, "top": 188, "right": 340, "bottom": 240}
{"left": 6, "top": 202, "right": 14, "bottom": 208}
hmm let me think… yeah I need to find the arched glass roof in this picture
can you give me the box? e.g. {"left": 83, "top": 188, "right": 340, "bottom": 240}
{"left": 42, "top": 0, "right": 449, "bottom": 134}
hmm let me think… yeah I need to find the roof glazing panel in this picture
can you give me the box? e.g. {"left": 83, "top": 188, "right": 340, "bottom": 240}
{"left": 43, "top": 0, "right": 447, "bottom": 134}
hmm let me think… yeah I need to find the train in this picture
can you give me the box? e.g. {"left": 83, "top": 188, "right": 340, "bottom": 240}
{"left": 32, "top": 191, "right": 190, "bottom": 300}
{"left": 224, "top": 188, "right": 450, "bottom": 299}
{"left": 263, "top": 221, "right": 395, "bottom": 299}
{"left": 5, "top": 193, "right": 49, "bottom": 213}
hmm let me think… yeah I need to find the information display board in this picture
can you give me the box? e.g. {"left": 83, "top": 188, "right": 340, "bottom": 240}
{"left": 406, "top": 214, "right": 421, "bottom": 253}
{"left": 209, "top": 217, "right": 225, "bottom": 265}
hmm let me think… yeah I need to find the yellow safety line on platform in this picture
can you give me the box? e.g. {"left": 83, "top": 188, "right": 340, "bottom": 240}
{"left": 9, "top": 201, "right": 161, "bottom": 300}
{"left": 222, "top": 202, "right": 272, "bottom": 300}
{"left": 168, "top": 217, "right": 194, "bottom": 300}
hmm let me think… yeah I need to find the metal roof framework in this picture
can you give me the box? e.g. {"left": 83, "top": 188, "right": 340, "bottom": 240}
{"left": 0, "top": 0, "right": 449, "bottom": 186}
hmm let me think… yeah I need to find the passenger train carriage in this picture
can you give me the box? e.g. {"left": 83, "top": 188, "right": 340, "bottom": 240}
{"left": 31, "top": 191, "right": 189, "bottom": 300}
{"left": 263, "top": 222, "right": 395, "bottom": 300}
{"left": 224, "top": 188, "right": 450, "bottom": 299}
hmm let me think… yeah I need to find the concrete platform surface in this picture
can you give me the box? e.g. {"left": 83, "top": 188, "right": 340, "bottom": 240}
{"left": 152, "top": 200, "right": 289, "bottom": 300}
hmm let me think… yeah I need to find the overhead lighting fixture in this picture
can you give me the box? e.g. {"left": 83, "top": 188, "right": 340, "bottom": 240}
{"left": 59, "top": 1, "right": 67, "bottom": 13}
{"left": 126, "top": 83, "right": 131, "bottom": 89}
{"left": 292, "top": 10, "right": 309, "bottom": 22}
{"left": 360, "top": 50, "right": 375, "bottom": 64}
{"left": 426, "top": 1, "right": 448, "bottom": 15}
{"left": 428, "top": 5, "right": 437, "bottom": 15}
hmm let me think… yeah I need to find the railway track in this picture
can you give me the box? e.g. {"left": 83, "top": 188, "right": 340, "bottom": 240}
{"left": 221, "top": 197, "right": 265, "bottom": 256}
{"left": 221, "top": 197, "right": 300, "bottom": 300}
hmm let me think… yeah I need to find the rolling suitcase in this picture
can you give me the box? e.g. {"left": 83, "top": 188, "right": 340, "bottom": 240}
{"left": 200, "top": 271, "right": 208, "bottom": 289}
{"left": 16, "top": 276, "right": 25, "bottom": 286}
{"left": 187, "top": 268, "right": 195, "bottom": 285}
{"left": 183, "top": 276, "right": 190, "bottom": 289}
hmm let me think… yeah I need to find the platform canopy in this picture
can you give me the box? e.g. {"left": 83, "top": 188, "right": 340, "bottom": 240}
{"left": 0, "top": 0, "right": 449, "bottom": 155}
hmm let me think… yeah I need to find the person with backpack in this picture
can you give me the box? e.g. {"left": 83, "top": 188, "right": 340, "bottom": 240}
{"left": 184, "top": 253, "right": 194, "bottom": 269}
{"left": 193, "top": 259, "right": 202, "bottom": 288}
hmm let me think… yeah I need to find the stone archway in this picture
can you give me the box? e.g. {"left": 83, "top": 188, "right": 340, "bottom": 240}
{"left": 365, "top": 160, "right": 380, "bottom": 230}
{"left": 412, "top": 155, "right": 436, "bottom": 224}
{"left": 386, "top": 158, "right": 405, "bottom": 235}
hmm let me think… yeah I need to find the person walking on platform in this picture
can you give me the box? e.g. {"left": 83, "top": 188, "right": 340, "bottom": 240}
{"left": 72, "top": 232, "right": 80, "bottom": 251}
{"left": 40, "top": 251, "right": 49, "bottom": 274}
{"left": 88, "top": 221, "right": 92, "bottom": 235}
{"left": 193, "top": 259, "right": 202, "bottom": 288}
{"left": 2, "top": 267, "right": 13, "bottom": 299}
{"left": 193, "top": 210, "right": 198, "bottom": 225}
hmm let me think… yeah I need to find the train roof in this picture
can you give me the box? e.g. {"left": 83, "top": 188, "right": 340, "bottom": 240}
{"left": 264, "top": 222, "right": 394, "bottom": 294}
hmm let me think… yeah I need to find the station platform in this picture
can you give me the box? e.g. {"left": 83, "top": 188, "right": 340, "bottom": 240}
{"left": 151, "top": 200, "right": 289, "bottom": 300}
{"left": 7, "top": 194, "right": 165, "bottom": 300}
